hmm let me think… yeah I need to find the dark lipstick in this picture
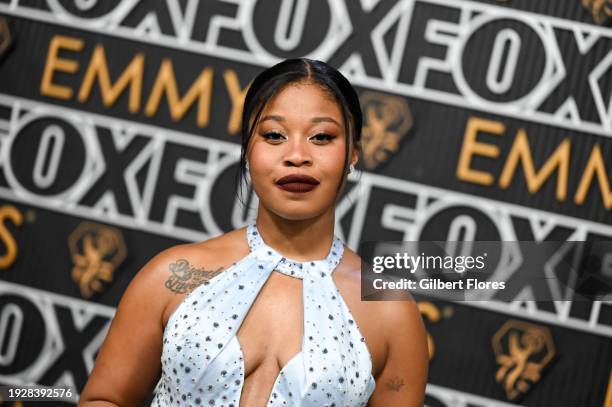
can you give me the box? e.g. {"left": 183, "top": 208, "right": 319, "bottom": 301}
{"left": 276, "top": 174, "right": 320, "bottom": 193}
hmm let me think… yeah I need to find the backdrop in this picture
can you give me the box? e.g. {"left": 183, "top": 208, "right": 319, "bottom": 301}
{"left": 0, "top": 0, "right": 611, "bottom": 406}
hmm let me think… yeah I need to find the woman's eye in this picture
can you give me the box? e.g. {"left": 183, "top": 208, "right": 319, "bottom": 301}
{"left": 310, "top": 133, "right": 335, "bottom": 143}
{"left": 262, "top": 132, "right": 286, "bottom": 142}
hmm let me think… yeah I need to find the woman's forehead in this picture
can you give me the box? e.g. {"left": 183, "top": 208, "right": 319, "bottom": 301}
{"left": 262, "top": 82, "right": 342, "bottom": 116}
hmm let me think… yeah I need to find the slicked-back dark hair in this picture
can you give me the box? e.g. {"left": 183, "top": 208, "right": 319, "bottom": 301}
{"left": 237, "top": 58, "right": 362, "bottom": 200}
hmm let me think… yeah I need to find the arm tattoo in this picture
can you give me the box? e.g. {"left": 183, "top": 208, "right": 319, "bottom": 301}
{"left": 385, "top": 376, "right": 405, "bottom": 392}
{"left": 164, "top": 259, "right": 224, "bottom": 294}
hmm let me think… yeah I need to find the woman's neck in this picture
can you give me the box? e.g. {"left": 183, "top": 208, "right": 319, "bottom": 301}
{"left": 254, "top": 208, "right": 336, "bottom": 262}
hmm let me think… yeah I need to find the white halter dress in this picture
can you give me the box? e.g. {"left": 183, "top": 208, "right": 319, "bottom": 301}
{"left": 151, "top": 223, "right": 376, "bottom": 406}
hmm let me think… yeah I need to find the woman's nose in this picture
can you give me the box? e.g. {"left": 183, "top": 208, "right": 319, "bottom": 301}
{"left": 283, "top": 137, "right": 312, "bottom": 167}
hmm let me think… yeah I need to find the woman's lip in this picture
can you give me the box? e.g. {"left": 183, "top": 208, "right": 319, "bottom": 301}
{"left": 276, "top": 174, "right": 319, "bottom": 185}
{"left": 276, "top": 182, "right": 318, "bottom": 193}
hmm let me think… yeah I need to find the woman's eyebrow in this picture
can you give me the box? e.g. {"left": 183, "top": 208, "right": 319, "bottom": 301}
{"left": 259, "top": 115, "right": 341, "bottom": 127}
{"left": 311, "top": 116, "right": 341, "bottom": 127}
{"left": 260, "top": 114, "right": 284, "bottom": 123}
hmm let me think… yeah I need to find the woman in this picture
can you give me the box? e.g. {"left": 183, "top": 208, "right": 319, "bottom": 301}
{"left": 79, "top": 58, "right": 428, "bottom": 406}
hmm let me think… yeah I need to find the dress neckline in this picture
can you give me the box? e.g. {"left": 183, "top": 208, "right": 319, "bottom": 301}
{"left": 246, "top": 222, "right": 344, "bottom": 279}
{"left": 156, "top": 223, "right": 377, "bottom": 407}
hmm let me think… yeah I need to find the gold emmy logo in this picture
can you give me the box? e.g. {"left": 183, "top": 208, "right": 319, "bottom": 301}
{"left": 69, "top": 222, "right": 126, "bottom": 298}
{"left": 583, "top": 0, "right": 612, "bottom": 24}
{"left": 605, "top": 369, "right": 612, "bottom": 407}
{"left": 360, "top": 91, "right": 413, "bottom": 170}
{"left": 492, "top": 320, "right": 555, "bottom": 400}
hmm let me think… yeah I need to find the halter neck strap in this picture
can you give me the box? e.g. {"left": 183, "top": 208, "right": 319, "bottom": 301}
{"left": 246, "top": 223, "right": 344, "bottom": 279}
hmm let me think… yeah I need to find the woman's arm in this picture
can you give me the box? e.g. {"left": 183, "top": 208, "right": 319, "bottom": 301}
{"left": 78, "top": 247, "right": 181, "bottom": 406}
{"left": 368, "top": 298, "right": 429, "bottom": 407}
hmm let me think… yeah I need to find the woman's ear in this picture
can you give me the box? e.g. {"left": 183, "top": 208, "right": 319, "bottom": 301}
{"left": 350, "top": 142, "right": 360, "bottom": 168}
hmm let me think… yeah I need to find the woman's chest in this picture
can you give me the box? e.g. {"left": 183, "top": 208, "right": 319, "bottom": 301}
{"left": 161, "top": 267, "right": 385, "bottom": 404}
{"left": 234, "top": 272, "right": 387, "bottom": 384}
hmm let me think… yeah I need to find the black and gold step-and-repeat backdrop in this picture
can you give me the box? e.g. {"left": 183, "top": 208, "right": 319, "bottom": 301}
{"left": 1, "top": 0, "right": 612, "bottom": 406}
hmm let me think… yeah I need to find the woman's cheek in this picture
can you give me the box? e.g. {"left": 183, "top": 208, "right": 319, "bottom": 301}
{"left": 323, "top": 155, "right": 346, "bottom": 179}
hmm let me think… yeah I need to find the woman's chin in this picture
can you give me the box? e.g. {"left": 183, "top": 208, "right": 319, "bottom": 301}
{"left": 265, "top": 203, "right": 331, "bottom": 222}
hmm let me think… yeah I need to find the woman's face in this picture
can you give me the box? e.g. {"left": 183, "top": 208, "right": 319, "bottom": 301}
{"left": 247, "top": 81, "right": 357, "bottom": 221}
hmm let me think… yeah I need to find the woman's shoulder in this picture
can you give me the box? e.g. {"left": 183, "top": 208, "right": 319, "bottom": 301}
{"left": 335, "top": 246, "right": 421, "bottom": 332}
{"left": 146, "top": 227, "right": 249, "bottom": 276}
{"left": 124, "top": 228, "right": 250, "bottom": 320}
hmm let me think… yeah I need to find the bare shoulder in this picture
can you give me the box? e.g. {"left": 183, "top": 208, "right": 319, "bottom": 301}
{"left": 334, "top": 247, "right": 421, "bottom": 328}
{"left": 80, "top": 228, "right": 250, "bottom": 405}
{"left": 159, "top": 228, "right": 248, "bottom": 290}
{"left": 131, "top": 227, "right": 250, "bottom": 326}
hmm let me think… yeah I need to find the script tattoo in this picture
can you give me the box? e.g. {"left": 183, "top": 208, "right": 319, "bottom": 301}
{"left": 164, "top": 259, "right": 224, "bottom": 294}
{"left": 385, "top": 376, "right": 405, "bottom": 392}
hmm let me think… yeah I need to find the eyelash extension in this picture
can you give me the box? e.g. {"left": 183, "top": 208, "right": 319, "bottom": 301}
{"left": 310, "top": 133, "right": 335, "bottom": 141}
{"left": 262, "top": 131, "right": 286, "bottom": 140}
{"left": 261, "top": 132, "right": 336, "bottom": 142}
